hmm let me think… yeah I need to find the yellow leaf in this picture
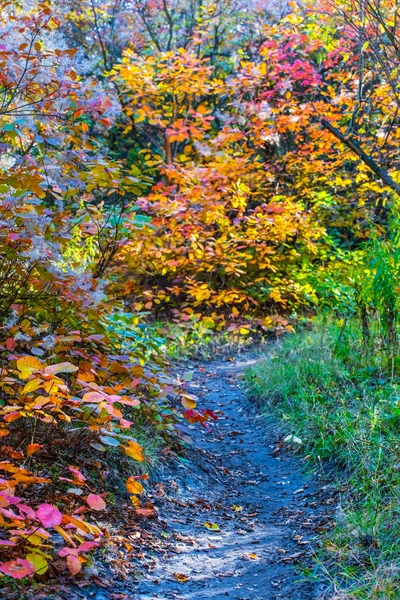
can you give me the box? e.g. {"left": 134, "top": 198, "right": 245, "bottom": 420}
{"left": 62, "top": 515, "right": 101, "bottom": 535}
{"left": 126, "top": 477, "right": 144, "bottom": 495}
{"left": 22, "top": 378, "right": 43, "bottom": 394}
{"left": 43, "top": 380, "right": 59, "bottom": 394}
{"left": 181, "top": 395, "right": 196, "bottom": 409}
{"left": 239, "top": 328, "right": 250, "bottom": 335}
{"left": 130, "top": 495, "right": 141, "bottom": 507}
{"left": 122, "top": 440, "right": 145, "bottom": 461}
{"left": 16, "top": 357, "right": 42, "bottom": 379}
{"left": 24, "top": 533, "right": 42, "bottom": 546}
{"left": 26, "top": 552, "right": 48, "bottom": 574}
{"left": 204, "top": 522, "right": 221, "bottom": 531}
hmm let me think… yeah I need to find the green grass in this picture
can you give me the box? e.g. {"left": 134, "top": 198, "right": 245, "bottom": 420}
{"left": 245, "top": 320, "right": 400, "bottom": 599}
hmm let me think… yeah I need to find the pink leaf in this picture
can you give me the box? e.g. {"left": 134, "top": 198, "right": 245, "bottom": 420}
{"left": 68, "top": 466, "right": 86, "bottom": 482}
{"left": 67, "top": 554, "right": 81, "bottom": 575}
{"left": 18, "top": 504, "right": 36, "bottom": 519}
{"left": 59, "top": 547, "right": 78, "bottom": 558}
{"left": 0, "top": 558, "right": 35, "bottom": 579}
{"left": 44, "top": 362, "right": 79, "bottom": 375}
{"left": 0, "top": 507, "right": 24, "bottom": 521}
{"left": 86, "top": 494, "right": 106, "bottom": 511}
{"left": 78, "top": 541, "right": 99, "bottom": 552}
{"left": 0, "top": 540, "right": 16, "bottom": 546}
{"left": 36, "top": 503, "right": 62, "bottom": 528}
{"left": 0, "top": 493, "right": 21, "bottom": 505}
{"left": 82, "top": 392, "right": 105, "bottom": 403}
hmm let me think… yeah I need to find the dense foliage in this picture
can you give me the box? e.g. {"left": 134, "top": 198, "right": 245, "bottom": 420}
{"left": 1, "top": 0, "right": 400, "bottom": 592}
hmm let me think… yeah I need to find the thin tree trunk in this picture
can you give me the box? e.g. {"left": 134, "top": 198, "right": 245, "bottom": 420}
{"left": 321, "top": 118, "right": 400, "bottom": 196}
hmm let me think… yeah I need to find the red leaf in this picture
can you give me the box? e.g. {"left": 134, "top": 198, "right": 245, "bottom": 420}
{"left": 0, "top": 558, "right": 35, "bottom": 579}
{"left": 204, "top": 409, "right": 218, "bottom": 421}
{"left": 5, "top": 338, "right": 16, "bottom": 351}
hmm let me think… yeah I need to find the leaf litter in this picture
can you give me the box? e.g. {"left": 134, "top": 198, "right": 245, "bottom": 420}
{"left": 22, "top": 354, "right": 335, "bottom": 600}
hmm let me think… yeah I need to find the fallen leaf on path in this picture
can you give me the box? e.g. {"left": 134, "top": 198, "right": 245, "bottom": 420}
{"left": 204, "top": 522, "right": 221, "bottom": 531}
{"left": 92, "top": 575, "right": 113, "bottom": 589}
{"left": 126, "top": 477, "right": 144, "bottom": 495}
{"left": 86, "top": 494, "right": 106, "bottom": 511}
{"left": 26, "top": 443, "right": 43, "bottom": 456}
{"left": 135, "top": 507, "right": 156, "bottom": 518}
{"left": 174, "top": 572, "right": 189, "bottom": 583}
{"left": 232, "top": 504, "right": 243, "bottom": 512}
{"left": 130, "top": 495, "right": 141, "bottom": 506}
{"left": 284, "top": 434, "right": 302, "bottom": 445}
{"left": 67, "top": 554, "right": 81, "bottom": 575}
{"left": 279, "top": 551, "right": 305, "bottom": 563}
{"left": 26, "top": 551, "right": 49, "bottom": 574}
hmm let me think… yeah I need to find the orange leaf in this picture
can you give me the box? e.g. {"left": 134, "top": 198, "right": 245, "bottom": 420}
{"left": 26, "top": 444, "right": 42, "bottom": 457}
{"left": 122, "top": 440, "right": 144, "bottom": 462}
{"left": 126, "top": 477, "right": 143, "bottom": 495}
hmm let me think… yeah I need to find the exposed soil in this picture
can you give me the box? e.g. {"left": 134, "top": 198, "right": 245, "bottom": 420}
{"left": 128, "top": 354, "right": 331, "bottom": 600}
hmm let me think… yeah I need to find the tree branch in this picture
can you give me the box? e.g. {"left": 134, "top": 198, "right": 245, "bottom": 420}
{"left": 321, "top": 118, "right": 400, "bottom": 196}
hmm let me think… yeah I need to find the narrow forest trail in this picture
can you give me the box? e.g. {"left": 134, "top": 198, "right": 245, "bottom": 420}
{"left": 133, "top": 355, "right": 329, "bottom": 600}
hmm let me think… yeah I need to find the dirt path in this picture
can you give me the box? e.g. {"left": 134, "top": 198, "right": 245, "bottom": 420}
{"left": 132, "top": 355, "right": 327, "bottom": 600}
